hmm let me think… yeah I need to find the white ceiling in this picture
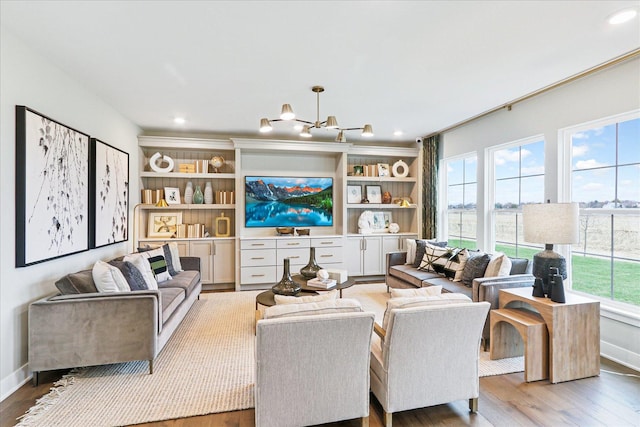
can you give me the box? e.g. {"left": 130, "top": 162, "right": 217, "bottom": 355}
{"left": 2, "top": 1, "right": 639, "bottom": 144}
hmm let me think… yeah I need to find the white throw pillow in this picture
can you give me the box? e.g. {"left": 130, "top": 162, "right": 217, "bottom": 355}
{"left": 123, "top": 253, "right": 158, "bottom": 290}
{"left": 390, "top": 286, "right": 442, "bottom": 298}
{"left": 167, "top": 242, "right": 183, "bottom": 272}
{"left": 382, "top": 294, "right": 472, "bottom": 332}
{"left": 92, "top": 260, "right": 130, "bottom": 293}
{"left": 444, "top": 249, "right": 470, "bottom": 282}
{"left": 405, "top": 239, "right": 417, "bottom": 265}
{"left": 418, "top": 243, "right": 450, "bottom": 273}
{"left": 274, "top": 289, "right": 338, "bottom": 305}
{"left": 484, "top": 253, "right": 512, "bottom": 277}
{"left": 263, "top": 298, "right": 363, "bottom": 319}
{"left": 140, "top": 248, "right": 172, "bottom": 283}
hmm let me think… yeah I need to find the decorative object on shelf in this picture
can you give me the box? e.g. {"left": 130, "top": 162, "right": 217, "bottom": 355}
{"left": 383, "top": 212, "right": 393, "bottom": 229}
{"left": 155, "top": 198, "right": 169, "bottom": 207}
{"left": 204, "top": 182, "right": 213, "bottom": 204}
{"left": 393, "top": 196, "right": 413, "bottom": 205}
{"left": 184, "top": 181, "right": 194, "bottom": 204}
{"left": 382, "top": 191, "right": 392, "bottom": 204}
{"left": 365, "top": 185, "right": 382, "bottom": 203}
{"left": 164, "top": 187, "right": 181, "bottom": 204}
{"left": 549, "top": 267, "right": 566, "bottom": 303}
{"left": 149, "top": 152, "right": 174, "bottom": 173}
{"left": 178, "top": 163, "right": 195, "bottom": 173}
{"left": 151, "top": 189, "right": 163, "bottom": 204}
{"left": 141, "top": 189, "right": 153, "bottom": 204}
{"left": 358, "top": 210, "right": 375, "bottom": 234}
{"left": 210, "top": 156, "right": 225, "bottom": 172}
{"left": 377, "top": 163, "right": 390, "bottom": 177}
{"left": 300, "top": 247, "right": 323, "bottom": 279}
{"left": 347, "top": 185, "right": 362, "bottom": 204}
{"left": 389, "top": 222, "right": 400, "bottom": 234}
{"left": 259, "top": 85, "right": 373, "bottom": 142}
{"left": 353, "top": 165, "right": 364, "bottom": 176}
{"left": 523, "top": 201, "right": 579, "bottom": 297}
{"left": 400, "top": 199, "right": 411, "bottom": 208}
{"left": 361, "top": 197, "right": 369, "bottom": 203}
{"left": 372, "top": 212, "right": 386, "bottom": 231}
{"left": 147, "top": 211, "right": 182, "bottom": 238}
{"left": 195, "top": 159, "right": 209, "bottom": 173}
{"left": 317, "top": 269, "right": 330, "bottom": 280}
{"left": 272, "top": 258, "right": 300, "bottom": 296}
{"left": 192, "top": 185, "right": 204, "bottom": 204}
{"left": 276, "top": 227, "right": 294, "bottom": 236}
{"left": 392, "top": 160, "right": 409, "bottom": 177}
{"left": 215, "top": 212, "right": 231, "bottom": 237}
{"left": 296, "top": 228, "right": 310, "bottom": 236}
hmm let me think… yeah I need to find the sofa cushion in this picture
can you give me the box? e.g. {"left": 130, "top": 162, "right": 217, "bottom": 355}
{"left": 417, "top": 244, "right": 449, "bottom": 273}
{"left": 157, "top": 270, "right": 200, "bottom": 298}
{"left": 461, "top": 253, "right": 491, "bottom": 287}
{"left": 124, "top": 253, "right": 158, "bottom": 290}
{"left": 422, "top": 277, "right": 472, "bottom": 298}
{"left": 485, "top": 253, "right": 512, "bottom": 277}
{"left": 389, "top": 264, "right": 441, "bottom": 288}
{"left": 55, "top": 269, "right": 98, "bottom": 294}
{"left": 274, "top": 289, "right": 338, "bottom": 305}
{"left": 509, "top": 257, "right": 531, "bottom": 274}
{"left": 390, "top": 286, "right": 442, "bottom": 298}
{"left": 159, "top": 287, "right": 186, "bottom": 325}
{"left": 382, "top": 293, "right": 472, "bottom": 332}
{"left": 443, "top": 248, "right": 470, "bottom": 281}
{"left": 405, "top": 239, "right": 417, "bottom": 265}
{"left": 92, "top": 261, "right": 130, "bottom": 293}
{"left": 263, "top": 298, "right": 363, "bottom": 319}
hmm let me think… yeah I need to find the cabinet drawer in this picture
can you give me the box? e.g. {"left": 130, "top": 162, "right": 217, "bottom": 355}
{"left": 241, "top": 267, "right": 276, "bottom": 284}
{"left": 277, "top": 248, "right": 309, "bottom": 266}
{"left": 315, "top": 246, "right": 344, "bottom": 265}
{"left": 311, "top": 237, "right": 344, "bottom": 247}
{"left": 276, "top": 238, "right": 310, "bottom": 249}
{"left": 240, "top": 249, "right": 276, "bottom": 267}
{"left": 241, "top": 239, "right": 276, "bottom": 250}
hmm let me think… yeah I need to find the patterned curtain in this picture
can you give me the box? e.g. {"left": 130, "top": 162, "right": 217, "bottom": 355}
{"left": 422, "top": 134, "right": 439, "bottom": 239}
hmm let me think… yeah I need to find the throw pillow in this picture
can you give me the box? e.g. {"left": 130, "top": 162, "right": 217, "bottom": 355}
{"left": 123, "top": 253, "right": 158, "bottom": 290}
{"left": 92, "top": 260, "right": 130, "bottom": 293}
{"left": 274, "top": 289, "right": 338, "bottom": 305}
{"left": 460, "top": 253, "right": 491, "bottom": 287}
{"left": 405, "top": 239, "right": 417, "bottom": 265}
{"left": 443, "top": 248, "right": 470, "bottom": 282}
{"left": 141, "top": 247, "right": 172, "bottom": 283}
{"left": 417, "top": 243, "right": 449, "bottom": 273}
{"left": 382, "top": 293, "right": 472, "bottom": 332}
{"left": 167, "top": 242, "right": 183, "bottom": 272}
{"left": 161, "top": 244, "right": 177, "bottom": 276}
{"left": 412, "top": 239, "right": 448, "bottom": 268}
{"left": 390, "top": 286, "right": 442, "bottom": 298}
{"left": 109, "top": 260, "right": 149, "bottom": 291}
{"left": 263, "top": 298, "right": 363, "bottom": 319}
{"left": 484, "top": 253, "right": 513, "bottom": 277}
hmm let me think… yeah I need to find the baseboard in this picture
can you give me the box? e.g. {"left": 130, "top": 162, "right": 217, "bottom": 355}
{"left": 601, "top": 341, "right": 640, "bottom": 372}
{"left": 0, "top": 363, "right": 31, "bottom": 403}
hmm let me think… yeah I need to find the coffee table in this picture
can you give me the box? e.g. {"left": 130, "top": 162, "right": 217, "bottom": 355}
{"left": 255, "top": 274, "right": 355, "bottom": 309}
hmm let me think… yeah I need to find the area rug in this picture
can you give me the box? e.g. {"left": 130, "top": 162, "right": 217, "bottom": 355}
{"left": 18, "top": 283, "right": 522, "bottom": 426}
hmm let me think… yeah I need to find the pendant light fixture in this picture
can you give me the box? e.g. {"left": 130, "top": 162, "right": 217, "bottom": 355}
{"left": 259, "top": 85, "right": 373, "bottom": 142}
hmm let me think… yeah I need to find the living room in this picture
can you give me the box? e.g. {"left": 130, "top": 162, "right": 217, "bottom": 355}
{"left": 1, "top": 1, "right": 639, "bottom": 426}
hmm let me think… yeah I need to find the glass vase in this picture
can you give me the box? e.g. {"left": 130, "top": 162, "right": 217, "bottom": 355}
{"left": 272, "top": 258, "right": 300, "bottom": 296}
{"left": 193, "top": 185, "right": 204, "bottom": 204}
{"left": 300, "top": 247, "right": 322, "bottom": 279}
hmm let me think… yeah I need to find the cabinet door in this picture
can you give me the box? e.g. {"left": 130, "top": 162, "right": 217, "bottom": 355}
{"left": 363, "top": 236, "right": 383, "bottom": 275}
{"left": 163, "top": 240, "right": 189, "bottom": 257}
{"left": 345, "top": 237, "right": 364, "bottom": 276}
{"left": 213, "top": 239, "right": 235, "bottom": 284}
{"left": 189, "top": 241, "right": 214, "bottom": 284}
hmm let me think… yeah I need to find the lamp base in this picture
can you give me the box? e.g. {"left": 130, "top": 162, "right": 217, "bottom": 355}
{"left": 532, "top": 246, "right": 567, "bottom": 297}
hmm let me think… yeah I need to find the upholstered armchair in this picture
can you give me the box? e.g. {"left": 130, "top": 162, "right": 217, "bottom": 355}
{"left": 255, "top": 308, "right": 375, "bottom": 427}
{"left": 370, "top": 301, "right": 491, "bottom": 427}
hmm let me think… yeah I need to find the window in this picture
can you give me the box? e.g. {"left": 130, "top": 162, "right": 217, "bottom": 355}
{"left": 564, "top": 112, "right": 640, "bottom": 307}
{"left": 489, "top": 137, "right": 545, "bottom": 258}
{"left": 443, "top": 155, "right": 477, "bottom": 249}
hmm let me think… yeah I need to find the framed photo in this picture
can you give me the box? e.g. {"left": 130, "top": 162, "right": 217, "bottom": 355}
{"left": 15, "top": 106, "right": 90, "bottom": 267}
{"left": 90, "top": 139, "right": 129, "bottom": 248}
{"left": 383, "top": 212, "right": 393, "bottom": 229}
{"left": 377, "top": 163, "right": 390, "bottom": 177}
{"left": 366, "top": 185, "right": 382, "bottom": 204}
{"left": 148, "top": 211, "right": 182, "bottom": 238}
{"left": 347, "top": 185, "right": 362, "bottom": 203}
{"left": 353, "top": 165, "right": 364, "bottom": 176}
{"left": 164, "top": 187, "right": 181, "bottom": 204}
{"left": 372, "top": 212, "right": 386, "bottom": 230}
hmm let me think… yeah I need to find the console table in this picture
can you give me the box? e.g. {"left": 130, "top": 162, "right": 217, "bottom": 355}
{"left": 499, "top": 287, "right": 600, "bottom": 383}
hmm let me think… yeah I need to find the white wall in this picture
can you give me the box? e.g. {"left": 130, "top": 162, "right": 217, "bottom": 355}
{"left": 439, "top": 57, "right": 640, "bottom": 370}
{"left": 0, "top": 28, "right": 141, "bottom": 400}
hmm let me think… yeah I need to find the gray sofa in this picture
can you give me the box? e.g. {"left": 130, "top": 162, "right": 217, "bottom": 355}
{"left": 28, "top": 256, "right": 201, "bottom": 385}
{"left": 386, "top": 251, "right": 534, "bottom": 348}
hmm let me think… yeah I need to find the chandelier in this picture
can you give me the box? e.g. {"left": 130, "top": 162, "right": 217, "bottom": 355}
{"left": 259, "top": 85, "right": 373, "bottom": 142}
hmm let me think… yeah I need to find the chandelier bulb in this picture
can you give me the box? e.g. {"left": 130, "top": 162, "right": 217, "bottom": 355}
{"left": 280, "top": 104, "right": 295, "bottom": 120}
{"left": 259, "top": 118, "right": 273, "bottom": 133}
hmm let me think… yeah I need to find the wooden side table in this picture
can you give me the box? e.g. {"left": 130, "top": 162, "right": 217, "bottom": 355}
{"left": 499, "top": 287, "right": 600, "bottom": 383}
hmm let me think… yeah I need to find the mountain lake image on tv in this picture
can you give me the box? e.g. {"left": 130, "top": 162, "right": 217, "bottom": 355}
{"left": 245, "top": 176, "right": 333, "bottom": 227}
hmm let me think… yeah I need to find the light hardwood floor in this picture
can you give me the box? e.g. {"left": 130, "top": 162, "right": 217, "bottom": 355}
{"left": 1, "top": 358, "right": 638, "bottom": 427}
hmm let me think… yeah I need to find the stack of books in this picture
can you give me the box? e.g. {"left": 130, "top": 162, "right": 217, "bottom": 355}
{"left": 306, "top": 278, "right": 337, "bottom": 289}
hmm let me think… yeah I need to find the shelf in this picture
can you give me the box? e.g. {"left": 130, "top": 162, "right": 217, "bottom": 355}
{"left": 137, "top": 204, "right": 235, "bottom": 210}
{"left": 346, "top": 204, "right": 417, "bottom": 209}
{"left": 346, "top": 176, "right": 416, "bottom": 183}
{"left": 140, "top": 172, "right": 235, "bottom": 179}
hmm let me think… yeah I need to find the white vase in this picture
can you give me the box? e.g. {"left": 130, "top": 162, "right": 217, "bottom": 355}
{"left": 184, "top": 181, "right": 194, "bottom": 204}
{"left": 204, "top": 182, "right": 213, "bottom": 204}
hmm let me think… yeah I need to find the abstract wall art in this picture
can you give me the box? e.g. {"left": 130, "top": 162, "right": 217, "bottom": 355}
{"left": 15, "top": 106, "right": 90, "bottom": 267}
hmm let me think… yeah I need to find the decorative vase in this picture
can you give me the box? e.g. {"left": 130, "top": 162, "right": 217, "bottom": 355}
{"left": 204, "top": 182, "right": 213, "bottom": 204}
{"left": 300, "top": 247, "right": 322, "bottom": 279}
{"left": 184, "top": 181, "right": 194, "bottom": 204}
{"left": 272, "top": 258, "right": 300, "bottom": 296}
{"left": 193, "top": 185, "right": 204, "bottom": 204}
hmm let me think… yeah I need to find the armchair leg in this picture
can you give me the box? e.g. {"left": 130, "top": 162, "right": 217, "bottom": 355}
{"left": 469, "top": 397, "right": 478, "bottom": 413}
{"left": 383, "top": 410, "right": 392, "bottom": 427}
{"left": 149, "top": 359, "right": 154, "bottom": 374}
{"left": 32, "top": 371, "right": 39, "bottom": 387}
{"left": 361, "top": 415, "right": 369, "bottom": 427}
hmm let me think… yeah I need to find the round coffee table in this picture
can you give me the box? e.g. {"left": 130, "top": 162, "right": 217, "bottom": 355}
{"left": 255, "top": 274, "right": 355, "bottom": 309}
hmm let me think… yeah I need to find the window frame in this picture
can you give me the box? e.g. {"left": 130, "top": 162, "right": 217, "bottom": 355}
{"left": 439, "top": 152, "right": 478, "bottom": 247}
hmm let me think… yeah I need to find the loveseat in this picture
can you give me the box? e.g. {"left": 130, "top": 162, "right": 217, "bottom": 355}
{"left": 28, "top": 248, "right": 201, "bottom": 385}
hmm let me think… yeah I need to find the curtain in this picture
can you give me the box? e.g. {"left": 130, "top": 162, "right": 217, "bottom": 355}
{"left": 422, "top": 134, "right": 439, "bottom": 239}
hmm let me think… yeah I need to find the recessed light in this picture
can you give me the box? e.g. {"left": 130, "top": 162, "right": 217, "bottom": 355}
{"left": 174, "top": 117, "right": 186, "bottom": 125}
{"left": 608, "top": 8, "right": 638, "bottom": 25}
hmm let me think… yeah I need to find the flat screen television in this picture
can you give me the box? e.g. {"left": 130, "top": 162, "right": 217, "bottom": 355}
{"left": 245, "top": 176, "right": 333, "bottom": 227}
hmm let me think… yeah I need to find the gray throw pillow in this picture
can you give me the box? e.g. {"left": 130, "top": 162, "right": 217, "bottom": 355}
{"left": 162, "top": 244, "right": 177, "bottom": 276}
{"left": 109, "top": 260, "right": 149, "bottom": 291}
{"left": 54, "top": 269, "right": 98, "bottom": 294}
{"left": 461, "top": 253, "right": 491, "bottom": 287}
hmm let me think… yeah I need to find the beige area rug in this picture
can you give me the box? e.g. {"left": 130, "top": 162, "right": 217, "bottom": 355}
{"left": 18, "top": 283, "right": 522, "bottom": 426}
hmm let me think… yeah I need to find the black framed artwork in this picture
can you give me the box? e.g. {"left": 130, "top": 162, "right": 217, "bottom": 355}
{"left": 15, "top": 106, "right": 90, "bottom": 267}
{"left": 90, "top": 138, "right": 129, "bottom": 248}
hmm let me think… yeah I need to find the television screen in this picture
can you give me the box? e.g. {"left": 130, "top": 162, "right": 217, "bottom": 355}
{"left": 245, "top": 176, "right": 333, "bottom": 227}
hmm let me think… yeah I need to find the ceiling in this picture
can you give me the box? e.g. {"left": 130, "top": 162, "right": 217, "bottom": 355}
{"left": 1, "top": 1, "right": 639, "bottom": 144}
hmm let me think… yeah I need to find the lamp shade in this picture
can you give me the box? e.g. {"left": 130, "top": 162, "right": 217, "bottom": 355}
{"left": 523, "top": 202, "right": 579, "bottom": 244}
{"left": 361, "top": 124, "right": 374, "bottom": 137}
{"left": 259, "top": 118, "right": 272, "bottom": 132}
{"left": 280, "top": 104, "right": 295, "bottom": 120}
{"left": 326, "top": 116, "right": 339, "bottom": 129}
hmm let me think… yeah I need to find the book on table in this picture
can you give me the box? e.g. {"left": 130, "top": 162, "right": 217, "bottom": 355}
{"left": 306, "top": 278, "right": 337, "bottom": 289}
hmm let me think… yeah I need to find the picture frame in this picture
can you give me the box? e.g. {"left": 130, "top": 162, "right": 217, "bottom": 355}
{"left": 347, "top": 185, "right": 362, "bottom": 203}
{"left": 164, "top": 187, "right": 181, "bottom": 204}
{"left": 372, "top": 211, "right": 386, "bottom": 230}
{"left": 366, "top": 185, "right": 382, "bottom": 204}
{"left": 15, "top": 106, "right": 90, "bottom": 267}
{"left": 353, "top": 165, "right": 364, "bottom": 176}
{"left": 383, "top": 211, "right": 393, "bottom": 229}
{"left": 377, "top": 163, "right": 390, "bottom": 177}
{"left": 148, "top": 211, "right": 182, "bottom": 238}
{"left": 90, "top": 138, "right": 129, "bottom": 248}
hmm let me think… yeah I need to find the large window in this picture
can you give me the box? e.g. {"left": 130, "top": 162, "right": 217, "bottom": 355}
{"left": 490, "top": 137, "right": 545, "bottom": 258}
{"left": 565, "top": 112, "right": 640, "bottom": 307}
{"left": 444, "top": 155, "right": 477, "bottom": 249}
